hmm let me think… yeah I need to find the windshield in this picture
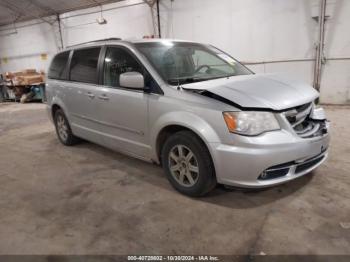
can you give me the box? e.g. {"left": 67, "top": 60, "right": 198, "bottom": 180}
{"left": 134, "top": 41, "right": 252, "bottom": 85}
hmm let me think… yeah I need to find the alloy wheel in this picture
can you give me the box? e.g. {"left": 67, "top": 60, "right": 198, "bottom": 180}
{"left": 56, "top": 114, "right": 68, "bottom": 142}
{"left": 168, "top": 145, "right": 199, "bottom": 187}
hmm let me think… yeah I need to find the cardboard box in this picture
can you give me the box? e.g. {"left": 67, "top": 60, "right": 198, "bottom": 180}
{"left": 5, "top": 69, "right": 45, "bottom": 86}
{"left": 13, "top": 75, "right": 42, "bottom": 85}
{"left": 23, "top": 75, "right": 43, "bottom": 85}
{"left": 13, "top": 71, "right": 24, "bottom": 76}
{"left": 22, "top": 69, "right": 36, "bottom": 74}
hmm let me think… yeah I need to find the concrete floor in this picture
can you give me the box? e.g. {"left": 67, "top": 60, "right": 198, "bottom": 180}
{"left": 0, "top": 102, "right": 349, "bottom": 255}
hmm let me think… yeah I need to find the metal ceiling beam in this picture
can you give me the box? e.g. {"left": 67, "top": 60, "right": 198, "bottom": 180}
{"left": 0, "top": 0, "right": 54, "bottom": 25}
{"left": 0, "top": 0, "right": 127, "bottom": 27}
{"left": 27, "top": 0, "right": 58, "bottom": 24}
{"left": 28, "top": 0, "right": 57, "bottom": 15}
{"left": 0, "top": 2, "right": 23, "bottom": 24}
{"left": 88, "top": 0, "right": 103, "bottom": 5}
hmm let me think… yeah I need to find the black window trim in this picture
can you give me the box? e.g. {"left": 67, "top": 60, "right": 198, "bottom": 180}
{"left": 101, "top": 44, "right": 164, "bottom": 95}
{"left": 68, "top": 46, "right": 102, "bottom": 85}
{"left": 48, "top": 44, "right": 164, "bottom": 95}
{"left": 47, "top": 50, "right": 71, "bottom": 81}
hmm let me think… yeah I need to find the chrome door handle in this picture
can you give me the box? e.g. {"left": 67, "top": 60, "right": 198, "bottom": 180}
{"left": 98, "top": 94, "right": 109, "bottom": 101}
{"left": 86, "top": 92, "right": 95, "bottom": 99}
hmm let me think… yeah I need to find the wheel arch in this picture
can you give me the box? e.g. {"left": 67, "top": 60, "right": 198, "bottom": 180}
{"left": 151, "top": 112, "right": 221, "bottom": 164}
{"left": 49, "top": 96, "right": 70, "bottom": 121}
{"left": 51, "top": 104, "right": 61, "bottom": 119}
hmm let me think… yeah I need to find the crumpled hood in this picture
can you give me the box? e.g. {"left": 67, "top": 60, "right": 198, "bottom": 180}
{"left": 183, "top": 73, "right": 319, "bottom": 110}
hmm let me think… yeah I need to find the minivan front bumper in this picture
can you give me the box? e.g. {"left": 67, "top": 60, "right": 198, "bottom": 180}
{"left": 209, "top": 129, "right": 330, "bottom": 188}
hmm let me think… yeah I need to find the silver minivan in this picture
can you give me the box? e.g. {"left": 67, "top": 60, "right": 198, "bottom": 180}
{"left": 46, "top": 38, "right": 330, "bottom": 196}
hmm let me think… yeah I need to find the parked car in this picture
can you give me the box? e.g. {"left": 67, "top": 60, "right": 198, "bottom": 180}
{"left": 46, "top": 38, "right": 330, "bottom": 196}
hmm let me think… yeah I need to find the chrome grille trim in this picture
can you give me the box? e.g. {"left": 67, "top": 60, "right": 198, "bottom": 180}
{"left": 284, "top": 102, "right": 313, "bottom": 126}
{"left": 292, "top": 103, "right": 313, "bottom": 127}
{"left": 284, "top": 102, "right": 327, "bottom": 138}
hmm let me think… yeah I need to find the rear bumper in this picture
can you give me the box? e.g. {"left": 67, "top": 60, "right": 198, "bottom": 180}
{"left": 209, "top": 130, "right": 330, "bottom": 188}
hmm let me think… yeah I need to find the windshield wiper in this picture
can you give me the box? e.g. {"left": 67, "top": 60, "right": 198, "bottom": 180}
{"left": 167, "top": 78, "right": 194, "bottom": 85}
{"left": 168, "top": 76, "right": 216, "bottom": 85}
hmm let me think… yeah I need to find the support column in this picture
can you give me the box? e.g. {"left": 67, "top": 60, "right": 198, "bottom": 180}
{"left": 56, "top": 14, "right": 64, "bottom": 50}
{"left": 144, "top": 0, "right": 161, "bottom": 38}
{"left": 313, "top": 0, "right": 327, "bottom": 92}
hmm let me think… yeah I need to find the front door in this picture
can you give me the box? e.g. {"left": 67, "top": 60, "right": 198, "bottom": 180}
{"left": 96, "top": 46, "right": 150, "bottom": 159}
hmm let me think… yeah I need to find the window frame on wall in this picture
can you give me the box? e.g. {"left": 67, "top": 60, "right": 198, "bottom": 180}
{"left": 100, "top": 45, "right": 163, "bottom": 94}
{"left": 68, "top": 46, "right": 102, "bottom": 85}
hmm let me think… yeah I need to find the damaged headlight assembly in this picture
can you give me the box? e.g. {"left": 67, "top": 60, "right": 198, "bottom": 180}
{"left": 223, "top": 111, "right": 280, "bottom": 136}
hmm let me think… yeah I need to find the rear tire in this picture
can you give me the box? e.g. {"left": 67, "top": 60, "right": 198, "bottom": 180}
{"left": 161, "top": 131, "right": 216, "bottom": 197}
{"left": 54, "top": 109, "right": 80, "bottom": 146}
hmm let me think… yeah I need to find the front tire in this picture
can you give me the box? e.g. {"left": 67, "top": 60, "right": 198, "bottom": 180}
{"left": 54, "top": 109, "right": 80, "bottom": 146}
{"left": 161, "top": 131, "right": 216, "bottom": 197}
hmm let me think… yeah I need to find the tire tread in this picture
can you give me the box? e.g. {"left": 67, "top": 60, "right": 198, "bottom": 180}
{"left": 54, "top": 109, "right": 80, "bottom": 146}
{"left": 161, "top": 130, "right": 216, "bottom": 197}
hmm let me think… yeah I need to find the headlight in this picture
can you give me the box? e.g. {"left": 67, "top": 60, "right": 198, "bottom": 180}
{"left": 223, "top": 111, "right": 280, "bottom": 136}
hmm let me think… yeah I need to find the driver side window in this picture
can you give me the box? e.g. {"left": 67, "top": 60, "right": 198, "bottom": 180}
{"left": 103, "top": 47, "right": 143, "bottom": 88}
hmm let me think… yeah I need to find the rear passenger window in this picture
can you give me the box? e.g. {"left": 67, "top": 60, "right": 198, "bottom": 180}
{"left": 48, "top": 51, "right": 70, "bottom": 80}
{"left": 103, "top": 47, "right": 143, "bottom": 87}
{"left": 70, "top": 47, "right": 100, "bottom": 84}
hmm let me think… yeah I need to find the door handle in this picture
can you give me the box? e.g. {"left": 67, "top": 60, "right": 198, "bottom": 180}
{"left": 98, "top": 94, "right": 109, "bottom": 101}
{"left": 86, "top": 92, "right": 95, "bottom": 99}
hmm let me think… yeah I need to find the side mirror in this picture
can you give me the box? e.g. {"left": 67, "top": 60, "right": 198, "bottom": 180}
{"left": 119, "top": 72, "right": 145, "bottom": 89}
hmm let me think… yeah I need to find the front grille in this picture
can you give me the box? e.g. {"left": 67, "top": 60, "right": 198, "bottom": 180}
{"left": 284, "top": 103, "right": 327, "bottom": 138}
{"left": 285, "top": 103, "right": 312, "bottom": 127}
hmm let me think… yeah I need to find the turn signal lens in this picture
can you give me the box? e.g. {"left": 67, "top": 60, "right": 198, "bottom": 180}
{"left": 223, "top": 112, "right": 237, "bottom": 132}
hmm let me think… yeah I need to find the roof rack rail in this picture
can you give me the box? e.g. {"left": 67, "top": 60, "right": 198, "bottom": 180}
{"left": 66, "top": 37, "right": 122, "bottom": 48}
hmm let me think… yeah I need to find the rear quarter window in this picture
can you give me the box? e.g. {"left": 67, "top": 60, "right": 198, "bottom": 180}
{"left": 48, "top": 51, "right": 70, "bottom": 80}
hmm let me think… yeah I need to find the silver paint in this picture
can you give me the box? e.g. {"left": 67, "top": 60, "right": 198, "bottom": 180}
{"left": 46, "top": 39, "right": 330, "bottom": 188}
